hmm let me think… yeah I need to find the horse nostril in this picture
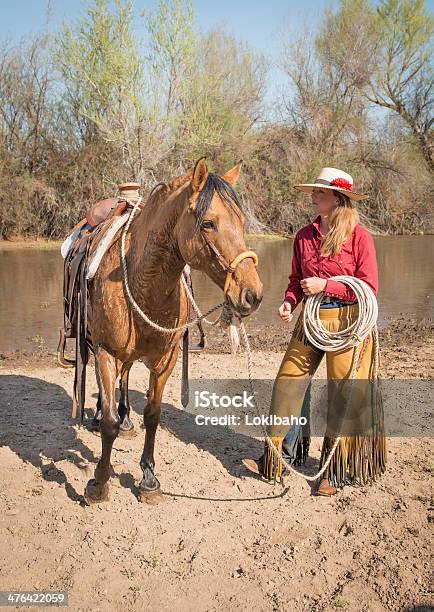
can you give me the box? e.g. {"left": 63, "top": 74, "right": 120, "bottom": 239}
{"left": 244, "top": 289, "right": 256, "bottom": 306}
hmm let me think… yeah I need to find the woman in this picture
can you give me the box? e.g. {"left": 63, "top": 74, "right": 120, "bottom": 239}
{"left": 244, "top": 167, "right": 386, "bottom": 495}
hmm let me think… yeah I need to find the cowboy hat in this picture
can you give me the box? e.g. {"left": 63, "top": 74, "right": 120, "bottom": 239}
{"left": 294, "top": 167, "right": 368, "bottom": 201}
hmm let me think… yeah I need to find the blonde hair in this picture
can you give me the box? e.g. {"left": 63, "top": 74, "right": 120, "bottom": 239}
{"left": 320, "top": 191, "right": 360, "bottom": 257}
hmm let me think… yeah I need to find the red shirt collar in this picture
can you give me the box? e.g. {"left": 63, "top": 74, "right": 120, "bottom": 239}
{"left": 311, "top": 215, "right": 323, "bottom": 236}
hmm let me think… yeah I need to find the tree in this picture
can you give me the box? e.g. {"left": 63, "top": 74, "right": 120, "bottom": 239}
{"left": 54, "top": 0, "right": 152, "bottom": 179}
{"left": 176, "top": 28, "right": 266, "bottom": 161}
{"left": 279, "top": 7, "right": 372, "bottom": 157}
{"left": 144, "top": 0, "right": 197, "bottom": 121}
{"left": 0, "top": 34, "right": 54, "bottom": 173}
{"left": 314, "top": 0, "right": 433, "bottom": 171}
{"left": 143, "top": 2, "right": 266, "bottom": 166}
{"left": 368, "top": 0, "right": 433, "bottom": 170}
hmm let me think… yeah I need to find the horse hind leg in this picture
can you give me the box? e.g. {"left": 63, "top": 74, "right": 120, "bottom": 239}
{"left": 139, "top": 346, "right": 179, "bottom": 504}
{"left": 85, "top": 347, "right": 120, "bottom": 503}
{"left": 89, "top": 362, "right": 134, "bottom": 437}
{"left": 88, "top": 393, "right": 102, "bottom": 433}
{"left": 118, "top": 362, "right": 136, "bottom": 438}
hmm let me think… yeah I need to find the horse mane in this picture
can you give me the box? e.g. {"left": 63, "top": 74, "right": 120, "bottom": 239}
{"left": 194, "top": 172, "right": 243, "bottom": 230}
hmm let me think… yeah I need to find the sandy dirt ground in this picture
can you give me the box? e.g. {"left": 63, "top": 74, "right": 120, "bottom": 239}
{"left": 0, "top": 329, "right": 433, "bottom": 612}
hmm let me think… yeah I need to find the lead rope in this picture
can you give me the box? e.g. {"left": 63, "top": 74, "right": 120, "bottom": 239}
{"left": 239, "top": 277, "right": 380, "bottom": 482}
{"left": 181, "top": 268, "right": 240, "bottom": 353}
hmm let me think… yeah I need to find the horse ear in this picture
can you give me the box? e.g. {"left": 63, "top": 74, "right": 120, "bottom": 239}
{"left": 191, "top": 157, "right": 208, "bottom": 192}
{"left": 223, "top": 160, "right": 243, "bottom": 185}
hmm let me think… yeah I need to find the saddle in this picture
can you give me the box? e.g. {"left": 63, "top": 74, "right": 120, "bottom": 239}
{"left": 57, "top": 186, "right": 206, "bottom": 423}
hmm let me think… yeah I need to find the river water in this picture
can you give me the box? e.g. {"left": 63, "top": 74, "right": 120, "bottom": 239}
{"left": 0, "top": 236, "right": 432, "bottom": 352}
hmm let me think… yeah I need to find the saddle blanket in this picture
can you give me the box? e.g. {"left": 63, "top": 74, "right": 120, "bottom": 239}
{"left": 85, "top": 214, "right": 129, "bottom": 280}
{"left": 61, "top": 222, "right": 89, "bottom": 259}
{"left": 60, "top": 214, "right": 130, "bottom": 280}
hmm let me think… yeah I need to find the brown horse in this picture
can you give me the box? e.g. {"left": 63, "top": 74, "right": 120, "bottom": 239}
{"left": 84, "top": 158, "right": 263, "bottom": 503}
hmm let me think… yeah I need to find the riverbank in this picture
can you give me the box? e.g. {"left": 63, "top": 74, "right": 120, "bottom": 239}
{"left": 1, "top": 224, "right": 433, "bottom": 250}
{"left": 0, "top": 238, "right": 62, "bottom": 250}
{"left": 2, "top": 316, "right": 432, "bottom": 378}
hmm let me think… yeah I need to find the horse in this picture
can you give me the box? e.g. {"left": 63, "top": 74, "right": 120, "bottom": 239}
{"left": 84, "top": 158, "right": 263, "bottom": 504}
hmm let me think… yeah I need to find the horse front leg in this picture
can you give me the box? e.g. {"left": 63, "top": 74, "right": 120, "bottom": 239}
{"left": 139, "top": 345, "right": 179, "bottom": 503}
{"left": 85, "top": 347, "right": 120, "bottom": 503}
{"left": 118, "top": 361, "right": 135, "bottom": 437}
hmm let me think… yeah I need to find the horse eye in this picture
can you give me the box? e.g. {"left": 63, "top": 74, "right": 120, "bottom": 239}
{"left": 201, "top": 220, "right": 216, "bottom": 230}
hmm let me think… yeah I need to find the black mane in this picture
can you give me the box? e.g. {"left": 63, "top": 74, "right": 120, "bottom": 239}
{"left": 194, "top": 172, "right": 242, "bottom": 231}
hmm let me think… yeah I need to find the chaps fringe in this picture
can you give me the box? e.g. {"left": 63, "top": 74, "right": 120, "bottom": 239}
{"left": 319, "top": 381, "right": 387, "bottom": 487}
{"left": 263, "top": 437, "right": 284, "bottom": 481}
{"left": 276, "top": 309, "right": 387, "bottom": 488}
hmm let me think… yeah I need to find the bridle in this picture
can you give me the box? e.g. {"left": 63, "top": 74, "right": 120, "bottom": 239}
{"left": 199, "top": 228, "right": 259, "bottom": 295}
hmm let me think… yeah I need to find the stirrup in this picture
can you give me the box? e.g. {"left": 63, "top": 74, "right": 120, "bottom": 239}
{"left": 56, "top": 328, "right": 76, "bottom": 369}
{"left": 179, "top": 329, "right": 207, "bottom": 352}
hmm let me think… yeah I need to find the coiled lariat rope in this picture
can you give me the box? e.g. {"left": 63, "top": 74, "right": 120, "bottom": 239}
{"left": 119, "top": 198, "right": 379, "bottom": 483}
{"left": 303, "top": 276, "right": 378, "bottom": 352}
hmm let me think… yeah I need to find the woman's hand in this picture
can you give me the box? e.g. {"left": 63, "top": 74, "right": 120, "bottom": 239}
{"left": 278, "top": 301, "right": 293, "bottom": 323}
{"left": 300, "top": 277, "right": 327, "bottom": 295}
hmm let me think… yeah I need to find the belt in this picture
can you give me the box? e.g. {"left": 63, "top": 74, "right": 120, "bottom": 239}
{"left": 322, "top": 296, "right": 357, "bottom": 305}
{"left": 302, "top": 296, "right": 357, "bottom": 308}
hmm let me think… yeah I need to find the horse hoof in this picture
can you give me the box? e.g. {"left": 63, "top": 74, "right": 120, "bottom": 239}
{"left": 84, "top": 479, "right": 109, "bottom": 504}
{"left": 138, "top": 487, "right": 165, "bottom": 505}
{"left": 86, "top": 419, "right": 101, "bottom": 436}
{"left": 118, "top": 425, "right": 137, "bottom": 439}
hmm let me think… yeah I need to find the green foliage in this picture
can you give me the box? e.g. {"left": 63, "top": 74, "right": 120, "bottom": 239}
{"left": 313, "top": 0, "right": 433, "bottom": 169}
{"left": 175, "top": 29, "right": 266, "bottom": 159}
{"left": 144, "top": 0, "right": 197, "bottom": 118}
{"left": 315, "top": 0, "right": 377, "bottom": 89}
{"left": 54, "top": 0, "right": 147, "bottom": 155}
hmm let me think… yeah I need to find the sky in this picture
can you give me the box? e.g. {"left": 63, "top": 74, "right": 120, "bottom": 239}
{"left": 1, "top": 0, "right": 433, "bottom": 115}
{"left": 1, "top": 0, "right": 343, "bottom": 49}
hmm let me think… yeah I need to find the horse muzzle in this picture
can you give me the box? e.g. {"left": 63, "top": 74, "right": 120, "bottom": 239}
{"left": 227, "top": 286, "right": 263, "bottom": 317}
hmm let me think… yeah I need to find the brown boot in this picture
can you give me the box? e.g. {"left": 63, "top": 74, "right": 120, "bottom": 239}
{"left": 242, "top": 456, "right": 288, "bottom": 480}
{"left": 242, "top": 456, "right": 264, "bottom": 477}
{"left": 316, "top": 478, "right": 337, "bottom": 496}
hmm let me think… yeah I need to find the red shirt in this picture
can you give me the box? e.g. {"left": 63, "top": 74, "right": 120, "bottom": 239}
{"left": 284, "top": 215, "right": 378, "bottom": 310}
